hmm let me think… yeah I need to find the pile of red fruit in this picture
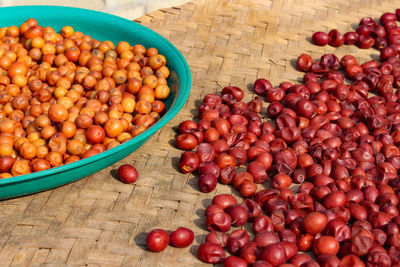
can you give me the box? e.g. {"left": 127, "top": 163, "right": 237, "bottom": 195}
{"left": 146, "top": 8, "right": 400, "bottom": 267}
{"left": 312, "top": 10, "right": 400, "bottom": 50}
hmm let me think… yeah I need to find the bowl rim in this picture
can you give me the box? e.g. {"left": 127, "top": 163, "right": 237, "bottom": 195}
{"left": 0, "top": 5, "right": 191, "bottom": 186}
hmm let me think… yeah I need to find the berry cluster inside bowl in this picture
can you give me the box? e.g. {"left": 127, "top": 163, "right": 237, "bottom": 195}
{"left": 0, "top": 18, "right": 172, "bottom": 178}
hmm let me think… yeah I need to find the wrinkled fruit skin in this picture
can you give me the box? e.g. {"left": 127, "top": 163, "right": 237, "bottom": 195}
{"left": 198, "top": 242, "right": 226, "bottom": 264}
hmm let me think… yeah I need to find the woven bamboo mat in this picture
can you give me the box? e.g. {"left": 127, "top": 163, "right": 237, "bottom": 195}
{"left": 0, "top": 0, "right": 399, "bottom": 266}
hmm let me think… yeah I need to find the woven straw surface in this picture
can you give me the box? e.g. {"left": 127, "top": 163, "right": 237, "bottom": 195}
{"left": 1, "top": 0, "right": 399, "bottom": 266}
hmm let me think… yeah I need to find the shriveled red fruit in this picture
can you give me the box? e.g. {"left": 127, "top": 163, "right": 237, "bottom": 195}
{"left": 225, "top": 204, "right": 249, "bottom": 226}
{"left": 179, "top": 151, "right": 199, "bottom": 173}
{"left": 253, "top": 261, "right": 273, "bottom": 267}
{"left": 212, "top": 194, "right": 238, "bottom": 209}
{"left": 197, "top": 242, "right": 226, "bottom": 264}
{"left": 328, "top": 29, "right": 345, "bottom": 47}
{"left": 240, "top": 242, "right": 259, "bottom": 264}
{"left": 221, "top": 86, "right": 244, "bottom": 101}
{"left": 198, "top": 173, "right": 217, "bottom": 193}
{"left": 205, "top": 231, "right": 228, "bottom": 247}
{"left": 205, "top": 205, "right": 224, "bottom": 218}
{"left": 224, "top": 256, "right": 248, "bottom": 267}
{"left": 254, "top": 78, "right": 273, "bottom": 96}
{"left": 178, "top": 120, "right": 197, "bottom": 133}
{"left": 297, "top": 54, "right": 314, "bottom": 72}
{"left": 226, "top": 229, "right": 250, "bottom": 254}
{"left": 206, "top": 212, "right": 231, "bottom": 232}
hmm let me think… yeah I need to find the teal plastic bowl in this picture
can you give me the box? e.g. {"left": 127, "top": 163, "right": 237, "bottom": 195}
{"left": 0, "top": 6, "right": 191, "bottom": 199}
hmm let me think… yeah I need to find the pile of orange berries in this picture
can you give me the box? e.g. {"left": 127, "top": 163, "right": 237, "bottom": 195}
{"left": 0, "top": 18, "right": 171, "bottom": 178}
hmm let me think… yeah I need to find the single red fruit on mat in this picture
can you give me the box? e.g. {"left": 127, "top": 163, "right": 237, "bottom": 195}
{"left": 312, "top": 31, "right": 330, "bottom": 46}
{"left": 146, "top": 229, "right": 170, "bottom": 252}
{"left": 170, "top": 227, "right": 194, "bottom": 248}
{"left": 205, "top": 231, "right": 228, "bottom": 247}
{"left": 117, "top": 164, "right": 138, "bottom": 183}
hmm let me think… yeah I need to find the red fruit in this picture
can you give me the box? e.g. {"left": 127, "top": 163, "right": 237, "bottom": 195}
{"left": 85, "top": 125, "right": 105, "bottom": 144}
{"left": 197, "top": 242, "right": 226, "bottom": 264}
{"left": 179, "top": 151, "right": 199, "bottom": 173}
{"left": 117, "top": 164, "right": 138, "bottom": 183}
{"left": 170, "top": 227, "right": 194, "bottom": 248}
{"left": 146, "top": 229, "right": 170, "bottom": 252}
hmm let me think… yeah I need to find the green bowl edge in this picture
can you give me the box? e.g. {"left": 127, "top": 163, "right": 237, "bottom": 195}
{"left": 0, "top": 6, "right": 191, "bottom": 189}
